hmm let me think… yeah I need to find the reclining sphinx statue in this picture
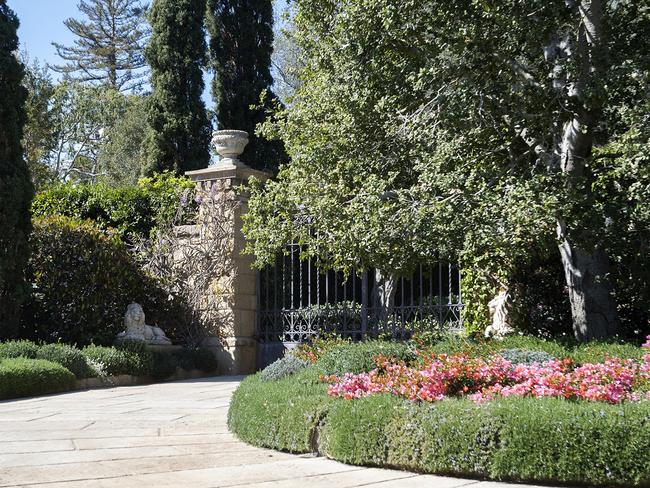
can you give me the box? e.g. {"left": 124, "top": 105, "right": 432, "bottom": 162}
{"left": 116, "top": 303, "right": 172, "bottom": 345}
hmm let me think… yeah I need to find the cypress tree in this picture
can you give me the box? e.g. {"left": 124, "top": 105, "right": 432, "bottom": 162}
{"left": 206, "top": 0, "right": 287, "bottom": 172}
{"left": 144, "top": 0, "right": 211, "bottom": 174}
{"left": 0, "top": 1, "right": 34, "bottom": 339}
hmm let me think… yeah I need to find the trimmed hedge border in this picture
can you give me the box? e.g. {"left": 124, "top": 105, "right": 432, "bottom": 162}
{"left": 228, "top": 372, "right": 650, "bottom": 487}
{"left": 0, "top": 339, "right": 220, "bottom": 400}
{"left": 0, "top": 358, "right": 76, "bottom": 400}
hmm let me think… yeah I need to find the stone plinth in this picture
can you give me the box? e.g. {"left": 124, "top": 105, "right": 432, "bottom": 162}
{"left": 185, "top": 153, "right": 270, "bottom": 375}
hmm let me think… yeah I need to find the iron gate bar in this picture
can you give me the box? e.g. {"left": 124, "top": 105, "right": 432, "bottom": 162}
{"left": 257, "top": 246, "right": 463, "bottom": 344}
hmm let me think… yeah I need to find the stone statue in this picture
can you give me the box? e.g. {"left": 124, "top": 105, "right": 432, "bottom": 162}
{"left": 485, "top": 289, "right": 515, "bottom": 339}
{"left": 116, "top": 303, "right": 172, "bottom": 345}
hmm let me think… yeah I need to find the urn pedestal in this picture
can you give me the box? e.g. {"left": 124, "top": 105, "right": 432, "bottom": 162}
{"left": 185, "top": 130, "right": 271, "bottom": 375}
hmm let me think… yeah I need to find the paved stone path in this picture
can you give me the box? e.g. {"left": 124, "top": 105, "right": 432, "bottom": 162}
{"left": 0, "top": 377, "right": 551, "bottom": 488}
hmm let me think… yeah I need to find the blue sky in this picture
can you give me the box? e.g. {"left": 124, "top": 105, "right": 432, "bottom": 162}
{"left": 12, "top": 0, "right": 78, "bottom": 67}
{"left": 9, "top": 0, "right": 289, "bottom": 105}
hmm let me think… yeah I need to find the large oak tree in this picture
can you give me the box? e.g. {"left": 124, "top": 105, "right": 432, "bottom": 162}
{"left": 244, "top": 0, "right": 650, "bottom": 341}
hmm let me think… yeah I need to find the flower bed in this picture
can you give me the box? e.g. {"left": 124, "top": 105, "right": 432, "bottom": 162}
{"left": 326, "top": 351, "right": 650, "bottom": 404}
{"left": 228, "top": 335, "right": 650, "bottom": 487}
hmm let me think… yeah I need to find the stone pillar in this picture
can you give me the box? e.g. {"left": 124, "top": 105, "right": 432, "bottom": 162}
{"left": 185, "top": 130, "right": 270, "bottom": 375}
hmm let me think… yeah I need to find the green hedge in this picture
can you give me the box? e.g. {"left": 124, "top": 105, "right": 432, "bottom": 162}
{"left": 228, "top": 369, "right": 331, "bottom": 452}
{"left": 83, "top": 343, "right": 154, "bottom": 377}
{"left": 229, "top": 372, "right": 650, "bottom": 487}
{"left": 23, "top": 215, "right": 184, "bottom": 345}
{"left": 35, "top": 343, "right": 95, "bottom": 379}
{"left": 0, "top": 358, "right": 76, "bottom": 400}
{"left": 31, "top": 173, "right": 195, "bottom": 240}
{"left": 0, "top": 339, "right": 39, "bottom": 359}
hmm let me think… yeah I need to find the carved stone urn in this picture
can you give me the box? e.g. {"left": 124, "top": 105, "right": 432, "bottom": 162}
{"left": 212, "top": 130, "right": 249, "bottom": 167}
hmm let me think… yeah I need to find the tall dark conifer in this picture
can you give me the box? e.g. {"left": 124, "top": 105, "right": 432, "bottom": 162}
{"left": 0, "top": 1, "right": 33, "bottom": 339}
{"left": 207, "top": 0, "right": 287, "bottom": 172}
{"left": 145, "top": 0, "right": 211, "bottom": 174}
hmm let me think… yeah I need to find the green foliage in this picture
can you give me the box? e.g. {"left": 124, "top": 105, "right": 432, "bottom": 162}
{"left": 206, "top": 0, "right": 287, "bottom": 171}
{"left": 174, "top": 347, "right": 218, "bottom": 372}
{"left": 83, "top": 342, "right": 153, "bottom": 377}
{"left": 322, "top": 396, "right": 650, "bottom": 487}
{"left": 0, "top": 358, "right": 75, "bottom": 400}
{"left": 570, "top": 341, "right": 648, "bottom": 365}
{"left": 145, "top": 0, "right": 211, "bottom": 174}
{"left": 245, "top": 0, "right": 650, "bottom": 341}
{"left": 36, "top": 343, "right": 95, "bottom": 379}
{"left": 52, "top": 0, "right": 148, "bottom": 91}
{"left": 97, "top": 94, "right": 151, "bottom": 185}
{"left": 0, "top": 1, "right": 34, "bottom": 340}
{"left": 415, "top": 334, "right": 645, "bottom": 365}
{"left": 31, "top": 172, "right": 195, "bottom": 240}
{"left": 459, "top": 267, "right": 499, "bottom": 335}
{"left": 229, "top": 370, "right": 650, "bottom": 486}
{"left": 0, "top": 339, "right": 39, "bottom": 359}
{"left": 82, "top": 342, "right": 217, "bottom": 378}
{"left": 228, "top": 369, "right": 331, "bottom": 452}
{"left": 293, "top": 333, "right": 349, "bottom": 363}
{"left": 21, "top": 56, "right": 58, "bottom": 189}
{"left": 24, "top": 215, "right": 178, "bottom": 345}
{"left": 321, "top": 396, "right": 497, "bottom": 476}
{"left": 497, "top": 349, "right": 555, "bottom": 366}
{"left": 151, "top": 350, "right": 179, "bottom": 379}
{"left": 316, "top": 340, "right": 416, "bottom": 376}
{"left": 44, "top": 82, "right": 134, "bottom": 181}
{"left": 260, "top": 355, "right": 310, "bottom": 382}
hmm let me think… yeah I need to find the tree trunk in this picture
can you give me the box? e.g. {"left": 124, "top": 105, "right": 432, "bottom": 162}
{"left": 372, "top": 269, "right": 396, "bottom": 324}
{"left": 553, "top": 0, "right": 618, "bottom": 340}
{"left": 557, "top": 221, "right": 617, "bottom": 341}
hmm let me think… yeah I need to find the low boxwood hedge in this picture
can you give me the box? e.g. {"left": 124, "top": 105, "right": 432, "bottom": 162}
{"left": 83, "top": 343, "right": 154, "bottom": 377}
{"left": 228, "top": 369, "right": 331, "bottom": 453}
{"left": 0, "top": 358, "right": 76, "bottom": 400}
{"left": 0, "top": 339, "right": 40, "bottom": 359}
{"left": 36, "top": 343, "right": 95, "bottom": 379}
{"left": 229, "top": 371, "right": 650, "bottom": 487}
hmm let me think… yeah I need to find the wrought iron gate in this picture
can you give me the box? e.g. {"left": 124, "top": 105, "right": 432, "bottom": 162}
{"left": 257, "top": 243, "right": 463, "bottom": 347}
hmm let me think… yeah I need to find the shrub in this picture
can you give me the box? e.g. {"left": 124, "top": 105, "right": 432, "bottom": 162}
{"left": 260, "top": 356, "right": 311, "bottom": 382}
{"left": 0, "top": 339, "right": 39, "bottom": 359}
{"left": 23, "top": 216, "right": 183, "bottom": 345}
{"left": 0, "top": 358, "right": 75, "bottom": 400}
{"left": 82, "top": 343, "right": 153, "bottom": 377}
{"left": 293, "top": 334, "right": 349, "bottom": 363}
{"left": 36, "top": 343, "right": 95, "bottom": 379}
{"left": 497, "top": 348, "right": 555, "bottom": 365}
{"left": 174, "top": 348, "right": 218, "bottom": 372}
{"left": 228, "top": 369, "right": 331, "bottom": 452}
{"left": 151, "top": 350, "right": 180, "bottom": 379}
{"left": 317, "top": 340, "right": 416, "bottom": 376}
{"left": 31, "top": 173, "right": 196, "bottom": 240}
{"left": 228, "top": 372, "right": 650, "bottom": 486}
{"left": 321, "top": 395, "right": 650, "bottom": 487}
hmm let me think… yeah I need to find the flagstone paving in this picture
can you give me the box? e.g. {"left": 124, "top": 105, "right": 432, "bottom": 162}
{"left": 0, "top": 377, "right": 553, "bottom": 487}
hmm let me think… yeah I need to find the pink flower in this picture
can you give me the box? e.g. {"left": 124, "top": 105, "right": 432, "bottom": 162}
{"left": 324, "top": 344, "right": 650, "bottom": 405}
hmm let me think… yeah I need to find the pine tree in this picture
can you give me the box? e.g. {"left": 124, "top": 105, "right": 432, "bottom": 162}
{"left": 52, "top": 0, "right": 149, "bottom": 92}
{"left": 144, "top": 0, "right": 211, "bottom": 174}
{"left": 206, "top": 0, "right": 287, "bottom": 172}
{"left": 0, "top": 1, "right": 34, "bottom": 339}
